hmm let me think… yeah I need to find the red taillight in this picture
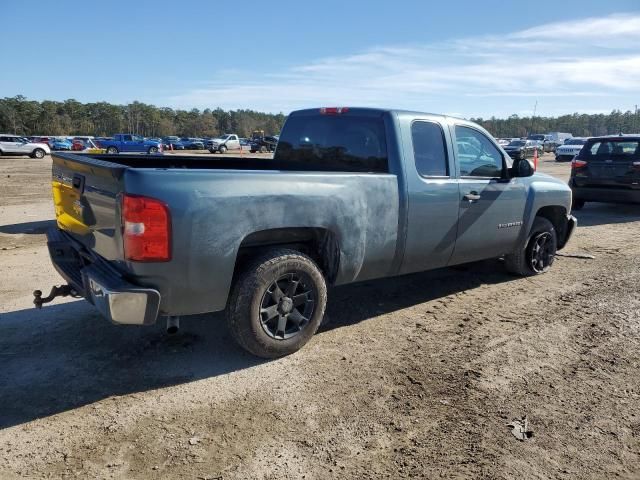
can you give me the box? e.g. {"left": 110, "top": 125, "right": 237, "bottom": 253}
{"left": 320, "top": 107, "right": 349, "bottom": 115}
{"left": 121, "top": 194, "right": 171, "bottom": 262}
{"left": 571, "top": 158, "right": 587, "bottom": 169}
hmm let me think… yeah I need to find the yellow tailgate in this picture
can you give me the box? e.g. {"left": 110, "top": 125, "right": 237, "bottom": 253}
{"left": 52, "top": 178, "right": 92, "bottom": 236}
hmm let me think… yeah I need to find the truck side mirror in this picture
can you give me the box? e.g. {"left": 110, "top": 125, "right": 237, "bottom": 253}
{"left": 513, "top": 158, "right": 534, "bottom": 177}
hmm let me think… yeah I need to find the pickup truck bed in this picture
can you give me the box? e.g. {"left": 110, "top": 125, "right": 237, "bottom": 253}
{"left": 50, "top": 152, "right": 400, "bottom": 317}
{"left": 42, "top": 107, "right": 576, "bottom": 358}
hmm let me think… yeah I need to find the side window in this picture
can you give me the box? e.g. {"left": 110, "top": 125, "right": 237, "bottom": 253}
{"left": 123, "top": 135, "right": 133, "bottom": 142}
{"left": 455, "top": 125, "right": 504, "bottom": 178}
{"left": 411, "top": 121, "right": 449, "bottom": 177}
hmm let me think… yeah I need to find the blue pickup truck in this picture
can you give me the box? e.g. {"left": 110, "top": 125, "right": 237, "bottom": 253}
{"left": 99, "top": 134, "right": 163, "bottom": 154}
{"left": 39, "top": 107, "right": 575, "bottom": 358}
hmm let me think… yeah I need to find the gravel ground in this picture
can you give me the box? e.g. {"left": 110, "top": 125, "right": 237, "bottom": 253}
{"left": 0, "top": 153, "right": 639, "bottom": 479}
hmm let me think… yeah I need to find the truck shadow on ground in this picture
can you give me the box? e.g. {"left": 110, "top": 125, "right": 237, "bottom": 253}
{"left": 0, "top": 219, "right": 55, "bottom": 234}
{"left": 0, "top": 260, "right": 513, "bottom": 429}
{"left": 572, "top": 203, "right": 640, "bottom": 227}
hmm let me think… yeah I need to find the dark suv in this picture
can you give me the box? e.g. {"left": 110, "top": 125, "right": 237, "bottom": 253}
{"left": 570, "top": 136, "right": 640, "bottom": 209}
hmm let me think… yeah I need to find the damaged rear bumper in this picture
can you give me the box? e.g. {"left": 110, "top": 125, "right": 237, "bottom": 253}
{"left": 45, "top": 228, "right": 160, "bottom": 325}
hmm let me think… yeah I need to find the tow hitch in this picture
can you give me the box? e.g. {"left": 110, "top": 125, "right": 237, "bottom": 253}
{"left": 33, "top": 285, "right": 80, "bottom": 308}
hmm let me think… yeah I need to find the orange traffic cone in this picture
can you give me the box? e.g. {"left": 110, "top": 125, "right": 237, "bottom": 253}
{"left": 533, "top": 147, "right": 538, "bottom": 171}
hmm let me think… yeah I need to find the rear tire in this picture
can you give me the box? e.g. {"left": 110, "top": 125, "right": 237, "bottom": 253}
{"left": 106, "top": 147, "right": 118, "bottom": 154}
{"left": 259, "top": 146, "right": 267, "bottom": 153}
{"left": 505, "top": 217, "right": 557, "bottom": 276}
{"left": 148, "top": 146, "right": 158, "bottom": 154}
{"left": 32, "top": 148, "right": 46, "bottom": 159}
{"left": 226, "top": 249, "right": 327, "bottom": 358}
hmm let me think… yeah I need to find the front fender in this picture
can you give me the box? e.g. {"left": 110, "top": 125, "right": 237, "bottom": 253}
{"left": 518, "top": 173, "right": 572, "bottom": 245}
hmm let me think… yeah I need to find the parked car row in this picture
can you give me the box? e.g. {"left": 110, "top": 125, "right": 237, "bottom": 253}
{"left": 3, "top": 132, "right": 280, "bottom": 157}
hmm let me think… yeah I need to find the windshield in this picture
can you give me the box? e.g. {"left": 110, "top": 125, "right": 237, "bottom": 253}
{"left": 565, "top": 139, "right": 586, "bottom": 145}
{"left": 528, "top": 135, "right": 545, "bottom": 141}
{"left": 508, "top": 140, "right": 526, "bottom": 147}
{"left": 275, "top": 114, "right": 388, "bottom": 172}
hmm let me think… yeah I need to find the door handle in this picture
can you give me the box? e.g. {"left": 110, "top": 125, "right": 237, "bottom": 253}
{"left": 463, "top": 192, "right": 481, "bottom": 202}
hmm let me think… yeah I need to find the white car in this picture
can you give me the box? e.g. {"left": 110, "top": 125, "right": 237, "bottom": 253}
{"left": 0, "top": 134, "right": 51, "bottom": 158}
{"left": 555, "top": 137, "right": 588, "bottom": 162}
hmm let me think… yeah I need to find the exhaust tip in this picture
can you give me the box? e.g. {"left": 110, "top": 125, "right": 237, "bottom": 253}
{"left": 166, "top": 316, "right": 180, "bottom": 335}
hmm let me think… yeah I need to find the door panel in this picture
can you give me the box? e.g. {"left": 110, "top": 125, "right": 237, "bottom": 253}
{"left": 449, "top": 178, "right": 526, "bottom": 265}
{"left": 449, "top": 124, "right": 527, "bottom": 265}
{"left": 400, "top": 119, "right": 460, "bottom": 274}
{"left": 18, "top": 140, "right": 31, "bottom": 153}
{"left": 401, "top": 179, "right": 461, "bottom": 273}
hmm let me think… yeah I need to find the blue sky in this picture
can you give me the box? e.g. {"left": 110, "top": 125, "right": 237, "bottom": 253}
{"left": 2, "top": 0, "right": 639, "bottom": 118}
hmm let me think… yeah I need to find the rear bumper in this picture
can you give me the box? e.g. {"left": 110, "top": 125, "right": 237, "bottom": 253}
{"left": 47, "top": 228, "right": 160, "bottom": 325}
{"left": 571, "top": 185, "right": 640, "bottom": 204}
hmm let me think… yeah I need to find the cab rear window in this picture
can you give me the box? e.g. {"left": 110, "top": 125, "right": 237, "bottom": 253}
{"left": 274, "top": 115, "right": 388, "bottom": 172}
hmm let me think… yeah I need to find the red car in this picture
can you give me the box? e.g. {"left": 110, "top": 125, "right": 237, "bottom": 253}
{"left": 32, "top": 136, "right": 52, "bottom": 147}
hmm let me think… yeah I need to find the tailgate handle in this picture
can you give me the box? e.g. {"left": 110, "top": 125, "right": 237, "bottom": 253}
{"left": 72, "top": 174, "right": 85, "bottom": 193}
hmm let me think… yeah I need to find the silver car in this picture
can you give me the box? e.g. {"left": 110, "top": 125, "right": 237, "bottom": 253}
{"left": 0, "top": 134, "right": 51, "bottom": 158}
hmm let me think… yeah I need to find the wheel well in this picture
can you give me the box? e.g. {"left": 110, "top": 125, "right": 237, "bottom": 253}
{"left": 535, "top": 205, "right": 567, "bottom": 245}
{"left": 235, "top": 227, "right": 340, "bottom": 284}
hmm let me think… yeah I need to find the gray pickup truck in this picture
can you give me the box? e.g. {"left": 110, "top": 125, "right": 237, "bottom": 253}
{"left": 39, "top": 107, "right": 576, "bottom": 358}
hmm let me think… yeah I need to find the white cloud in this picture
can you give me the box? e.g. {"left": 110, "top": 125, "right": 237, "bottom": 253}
{"left": 167, "top": 13, "right": 640, "bottom": 118}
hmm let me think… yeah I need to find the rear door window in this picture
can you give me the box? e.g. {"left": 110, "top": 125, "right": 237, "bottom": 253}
{"left": 411, "top": 121, "right": 449, "bottom": 177}
{"left": 275, "top": 114, "right": 388, "bottom": 172}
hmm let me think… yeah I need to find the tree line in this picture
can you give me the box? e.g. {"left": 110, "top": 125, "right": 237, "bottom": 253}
{"left": 1, "top": 95, "right": 638, "bottom": 139}
{"left": 0, "top": 96, "right": 286, "bottom": 138}
{"left": 472, "top": 109, "right": 640, "bottom": 138}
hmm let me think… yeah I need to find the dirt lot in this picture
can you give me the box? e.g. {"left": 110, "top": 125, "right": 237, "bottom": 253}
{"left": 1, "top": 153, "right": 639, "bottom": 479}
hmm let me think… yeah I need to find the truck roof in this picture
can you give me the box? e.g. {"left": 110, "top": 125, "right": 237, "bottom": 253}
{"left": 290, "top": 107, "right": 463, "bottom": 122}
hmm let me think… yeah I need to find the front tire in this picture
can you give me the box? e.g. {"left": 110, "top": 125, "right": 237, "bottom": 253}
{"left": 148, "top": 146, "right": 158, "bottom": 154}
{"left": 31, "top": 148, "right": 46, "bottom": 159}
{"left": 505, "top": 217, "right": 557, "bottom": 276}
{"left": 218, "top": 145, "right": 227, "bottom": 154}
{"left": 106, "top": 147, "right": 119, "bottom": 154}
{"left": 226, "top": 249, "right": 328, "bottom": 358}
